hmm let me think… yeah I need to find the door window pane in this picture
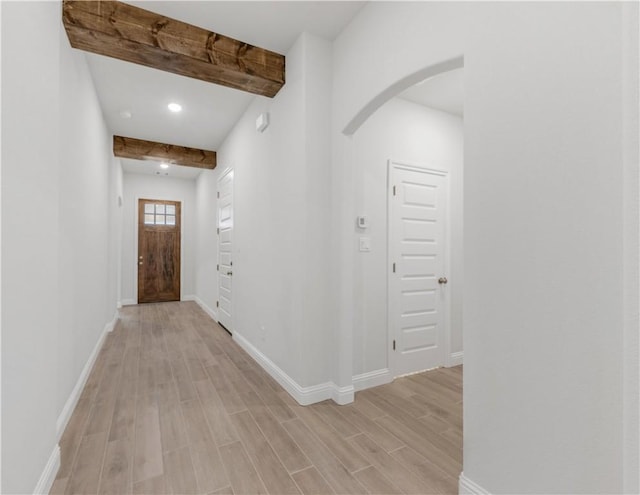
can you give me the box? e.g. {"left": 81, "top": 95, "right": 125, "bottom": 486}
{"left": 166, "top": 215, "right": 175, "bottom": 225}
{"left": 144, "top": 204, "right": 154, "bottom": 214}
{"left": 144, "top": 214, "right": 155, "bottom": 224}
{"left": 166, "top": 205, "right": 175, "bottom": 215}
{"left": 156, "top": 204, "right": 165, "bottom": 214}
{"left": 155, "top": 215, "right": 166, "bottom": 225}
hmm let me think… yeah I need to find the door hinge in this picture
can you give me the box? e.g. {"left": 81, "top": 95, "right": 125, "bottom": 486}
{"left": 393, "top": 185, "right": 396, "bottom": 196}
{"left": 217, "top": 191, "right": 220, "bottom": 199}
{"left": 217, "top": 228, "right": 219, "bottom": 235}
{"left": 216, "top": 301, "right": 219, "bottom": 308}
{"left": 392, "top": 262, "right": 396, "bottom": 273}
{"left": 393, "top": 340, "right": 396, "bottom": 351}
{"left": 216, "top": 264, "right": 219, "bottom": 271}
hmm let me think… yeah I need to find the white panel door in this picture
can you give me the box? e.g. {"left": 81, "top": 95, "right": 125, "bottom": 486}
{"left": 389, "top": 163, "right": 448, "bottom": 377}
{"left": 217, "top": 168, "right": 233, "bottom": 332}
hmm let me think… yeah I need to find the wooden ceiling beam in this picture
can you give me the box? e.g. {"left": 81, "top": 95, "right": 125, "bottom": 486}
{"left": 113, "top": 136, "right": 216, "bottom": 170}
{"left": 62, "top": 1, "right": 285, "bottom": 97}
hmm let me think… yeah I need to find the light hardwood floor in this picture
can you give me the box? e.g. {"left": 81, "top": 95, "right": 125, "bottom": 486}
{"left": 51, "top": 302, "right": 462, "bottom": 495}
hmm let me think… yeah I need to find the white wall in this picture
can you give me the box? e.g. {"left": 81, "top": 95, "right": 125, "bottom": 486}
{"left": 333, "top": 2, "right": 636, "bottom": 493}
{"left": 196, "top": 32, "right": 333, "bottom": 393}
{"left": 121, "top": 173, "right": 197, "bottom": 304}
{"left": 1, "top": 2, "right": 121, "bottom": 492}
{"left": 351, "top": 97, "right": 463, "bottom": 377}
{"left": 195, "top": 169, "right": 219, "bottom": 317}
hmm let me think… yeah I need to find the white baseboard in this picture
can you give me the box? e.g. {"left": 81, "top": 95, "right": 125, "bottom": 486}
{"left": 192, "top": 295, "right": 218, "bottom": 322}
{"left": 33, "top": 444, "right": 60, "bottom": 495}
{"left": 353, "top": 368, "right": 392, "bottom": 392}
{"left": 449, "top": 351, "right": 464, "bottom": 367}
{"left": 459, "top": 473, "right": 491, "bottom": 494}
{"left": 56, "top": 311, "right": 118, "bottom": 439}
{"left": 120, "top": 298, "right": 136, "bottom": 306}
{"left": 233, "top": 332, "right": 354, "bottom": 406}
{"left": 182, "top": 294, "right": 196, "bottom": 301}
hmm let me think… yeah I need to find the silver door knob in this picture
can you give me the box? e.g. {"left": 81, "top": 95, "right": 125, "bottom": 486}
{"left": 438, "top": 277, "right": 448, "bottom": 284}
{"left": 227, "top": 271, "right": 233, "bottom": 276}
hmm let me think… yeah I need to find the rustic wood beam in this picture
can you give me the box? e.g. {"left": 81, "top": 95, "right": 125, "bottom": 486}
{"left": 113, "top": 136, "right": 216, "bottom": 170}
{"left": 62, "top": 1, "right": 285, "bottom": 97}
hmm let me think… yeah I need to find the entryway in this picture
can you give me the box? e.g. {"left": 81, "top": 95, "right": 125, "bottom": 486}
{"left": 137, "top": 198, "right": 182, "bottom": 303}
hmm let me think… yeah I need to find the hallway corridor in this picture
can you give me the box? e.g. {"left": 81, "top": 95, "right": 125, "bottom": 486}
{"left": 52, "top": 302, "right": 462, "bottom": 494}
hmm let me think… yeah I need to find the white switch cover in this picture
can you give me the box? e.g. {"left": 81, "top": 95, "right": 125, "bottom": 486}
{"left": 359, "top": 237, "right": 371, "bottom": 252}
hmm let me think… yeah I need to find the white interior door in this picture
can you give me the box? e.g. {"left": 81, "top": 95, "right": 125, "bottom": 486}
{"left": 389, "top": 162, "right": 448, "bottom": 377}
{"left": 217, "top": 169, "right": 233, "bottom": 332}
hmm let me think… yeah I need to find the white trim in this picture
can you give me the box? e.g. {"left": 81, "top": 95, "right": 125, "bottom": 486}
{"left": 33, "top": 445, "right": 60, "bottom": 495}
{"left": 448, "top": 351, "right": 464, "bottom": 367}
{"left": 233, "top": 332, "right": 354, "bottom": 405}
{"left": 182, "top": 294, "right": 196, "bottom": 301}
{"left": 352, "top": 368, "right": 392, "bottom": 392}
{"left": 192, "top": 295, "right": 218, "bottom": 322}
{"left": 120, "top": 299, "right": 136, "bottom": 306}
{"left": 56, "top": 311, "right": 118, "bottom": 439}
{"left": 459, "top": 473, "right": 491, "bottom": 494}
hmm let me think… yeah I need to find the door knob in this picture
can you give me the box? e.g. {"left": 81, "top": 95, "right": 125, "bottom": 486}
{"left": 438, "top": 277, "right": 448, "bottom": 284}
{"left": 227, "top": 271, "right": 233, "bottom": 276}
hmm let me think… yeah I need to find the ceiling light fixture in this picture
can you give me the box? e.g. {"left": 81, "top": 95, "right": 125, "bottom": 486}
{"left": 160, "top": 163, "right": 170, "bottom": 169}
{"left": 167, "top": 102, "right": 182, "bottom": 113}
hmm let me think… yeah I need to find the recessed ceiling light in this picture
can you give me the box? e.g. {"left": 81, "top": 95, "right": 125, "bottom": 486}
{"left": 168, "top": 102, "right": 182, "bottom": 113}
{"left": 160, "top": 163, "right": 169, "bottom": 169}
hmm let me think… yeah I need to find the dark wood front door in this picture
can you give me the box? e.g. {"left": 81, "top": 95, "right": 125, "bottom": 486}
{"left": 138, "top": 199, "right": 181, "bottom": 303}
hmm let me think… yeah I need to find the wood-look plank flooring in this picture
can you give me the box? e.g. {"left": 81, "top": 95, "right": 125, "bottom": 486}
{"left": 51, "top": 302, "right": 462, "bottom": 495}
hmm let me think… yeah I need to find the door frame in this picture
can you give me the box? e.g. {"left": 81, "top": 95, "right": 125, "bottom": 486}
{"left": 216, "top": 167, "right": 234, "bottom": 333}
{"left": 134, "top": 195, "right": 185, "bottom": 304}
{"left": 387, "top": 159, "right": 452, "bottom": 378}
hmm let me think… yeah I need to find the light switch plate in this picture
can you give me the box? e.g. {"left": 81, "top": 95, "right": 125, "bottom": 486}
{"left": 359, "top": 237, "right": 371, "bottom": 252}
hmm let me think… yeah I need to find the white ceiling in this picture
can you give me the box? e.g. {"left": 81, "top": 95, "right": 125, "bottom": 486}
{"left": 88, "top": 1, "right": 365, "bottom": 179}
{"left": 398, "top": 68, "right": 464, "bottom": 117}
{"left": 87, "top": 2, "right": 464, "bottom": 180}
{"left": 120, "top": 158, "right": 205, "bottom": 180}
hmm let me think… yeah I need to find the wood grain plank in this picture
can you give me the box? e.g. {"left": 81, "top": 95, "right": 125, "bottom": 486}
{"left": 291, "top": 467, "right": 335, "bottom": 495}
{"left": 350, "top": 433, "right": 443, "bottom": 495}
{"left": 65, "top": 432, "right": 108, "bottom": 495}
{"left": 205, "top": 364, "right": 246, "bottom": 415}
{"left": 218, "top": 442, "right": 267, "bottom": 495}
{"left": 163, "top": 447, "right": 198, "bottom": 495}
{"left": 189, "top": 440, "right": 229, "bottom": 493}
{"left": 282, "top": 419, "right": 367, "bottom": 495}
{"left": 193, "top": 379, "right": 238, "bottom": 446}
{"left": 98, "top": 438, "right": 133, "bottom": 495}
{"left": 291, "top": 404, "right": 370, "bottom": 473}
{"left": 228, "top": 410, "right": 300, "bottom": 494}
{"left": 132, "top": 393, "right": 163, "bottom": 483}
{"left": 389, "top": 446, "right": 458, "bottom": 494}
{"left": 241, "top": 391, "right": 311, "bottom": 473}
{"left": 375, "top": 415, "right": 461, "bottom": 479}
{"left": 353, "top": 466, "right": 403, "bottom": 495}
{"left": 132, "top": 474, "right": 166, "bottom": 495}
{"left": 330, "top": 403, "right": 403, "bottom": 452}
{"left": 157, "top": 382, "right": 189, "bottom": 453}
